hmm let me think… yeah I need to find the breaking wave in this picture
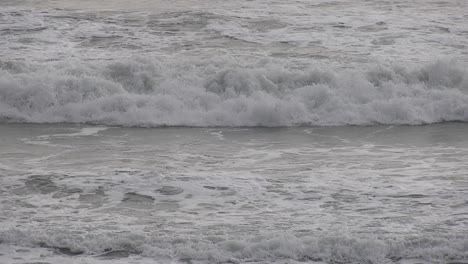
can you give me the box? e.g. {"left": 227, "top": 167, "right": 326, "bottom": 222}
{"left": 1, "top": 228, "right": 467, "bottom": 263}
{"left": 0, "top": 57, "right": 467, "bottom": 127}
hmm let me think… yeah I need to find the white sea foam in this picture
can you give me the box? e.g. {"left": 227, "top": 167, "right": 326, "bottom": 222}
{"left": 1, "top": 229, "right": 467, "bottom": 264}
{"left": 37, "top": 126, "right": 109, "bottom": 139}
{"left": 0, "top": 58, "right": 467, "bottom": 127}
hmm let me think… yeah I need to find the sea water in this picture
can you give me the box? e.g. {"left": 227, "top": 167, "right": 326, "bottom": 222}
{"left": 0, "top": 0, "right": 467, "bottom": 263}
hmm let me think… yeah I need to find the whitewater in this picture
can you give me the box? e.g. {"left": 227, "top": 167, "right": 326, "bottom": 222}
{"left": 0, "top": 0, "right": 467, "bottom": 263}
{"left": 1, "top": 58, "right": 468, "bottom": 127}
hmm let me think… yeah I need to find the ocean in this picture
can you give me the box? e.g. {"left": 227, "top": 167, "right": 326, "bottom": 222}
{"left": 0, "top": 0, "right": 467, "bottom": 263}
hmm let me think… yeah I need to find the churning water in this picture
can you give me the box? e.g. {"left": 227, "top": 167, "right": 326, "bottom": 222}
{"left": 0, "top": 0, "right": 467, "bottom": 263}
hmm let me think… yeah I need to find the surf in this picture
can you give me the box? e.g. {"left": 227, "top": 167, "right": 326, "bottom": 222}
{"left": 0, "top": 57, "right": 467, "bottom": 127}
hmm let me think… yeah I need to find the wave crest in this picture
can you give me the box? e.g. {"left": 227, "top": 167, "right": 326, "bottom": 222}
{"left": 1, "top": 58, "right": 467, "bottom": 127}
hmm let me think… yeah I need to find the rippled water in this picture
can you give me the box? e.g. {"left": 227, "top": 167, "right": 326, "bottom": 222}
{"left": 1, "top": 0, "right": 467, "bottom": 63}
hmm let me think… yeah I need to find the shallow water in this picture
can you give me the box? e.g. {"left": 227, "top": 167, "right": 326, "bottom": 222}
{"left": 1, "top": 123, "right": 467, "bottom": 263}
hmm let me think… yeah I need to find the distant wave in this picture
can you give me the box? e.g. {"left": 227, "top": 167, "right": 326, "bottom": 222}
{"left": 0, "top": 58, "right": 467, "bottom": 127}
